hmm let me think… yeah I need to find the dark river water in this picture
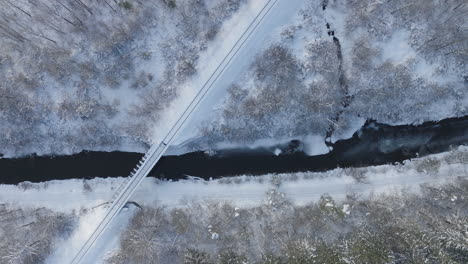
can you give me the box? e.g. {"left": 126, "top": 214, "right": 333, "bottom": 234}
{"left": 1, "top": 116, "right": 467, "bottom": 184}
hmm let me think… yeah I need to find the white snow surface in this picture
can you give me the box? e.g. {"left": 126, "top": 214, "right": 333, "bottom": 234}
{"left": 380, "top": 30, "right": 416, "bottom": 65}
{"left": 303, "top": 134, "right": 329, "bottom": 155}
{"left": 172, "top": 0, "right": 308, "bottom": 145}
{"left": 1, "top": 147, "right": 467, "bottom": 263}
{"left": 1, "top": 148, "right": 465, "bottom": 212}
{"left": 46, "top": 204, "right": 138, "bottom": 264}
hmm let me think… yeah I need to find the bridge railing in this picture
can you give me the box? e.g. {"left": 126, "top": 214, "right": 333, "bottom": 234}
{"left": 71, "top": 0, "right": 279, "bottom": 262}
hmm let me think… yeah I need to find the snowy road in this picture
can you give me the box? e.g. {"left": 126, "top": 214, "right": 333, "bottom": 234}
{"left": 2, "top": 150, "right": 465, "bottom": 211}
{"left": 168, "top": 0, "right": 307, "bottom": 144}
{"left": 0, "top": 148, "right": 466, "bottom": 263}
{"left": 68, "top": 0, "right": 307, "bottom": 263}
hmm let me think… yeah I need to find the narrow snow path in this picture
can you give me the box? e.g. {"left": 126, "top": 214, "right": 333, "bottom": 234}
{"left": 46, "top": 204, "right": 138, "bottom": 264}
{"left": 1, "top": 149, "right": 466, "bottom": 263}
{"left": 166, "top": 0, "right": 307, "bottom": 145}
{"left": 2, "top": 149, "right": 466, "bottom": 212}
{"left": 69, "top": 1, "right": 309, "bottom": 263}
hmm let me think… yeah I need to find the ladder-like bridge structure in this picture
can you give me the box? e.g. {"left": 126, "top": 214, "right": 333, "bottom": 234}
{"left": 71, "top": 0, "right": 279, "bottom": 263}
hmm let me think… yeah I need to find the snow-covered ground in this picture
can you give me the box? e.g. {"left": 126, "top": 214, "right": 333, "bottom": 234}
{"left": 1, "top": 146, "right": 466, "bottom": 263}
{"left": 2, "top": 0, "right": 465, "bottom": 159}
{"left": 46, "top": 204, "right": 138, "bottom": 264}
{"left": 1, "top": 0, "right": 467, "bottom": 262}
{"left": 0, "top": 0, "right": 249, "bottom": 158}
{"left": 2, "top": 147, "right": 466, "bottom": 212}
{"left": 173, "top": 0, "right": 308, "bottom": 145}
{"left": 182, "top": 0, "right": 467, "bottom": 152}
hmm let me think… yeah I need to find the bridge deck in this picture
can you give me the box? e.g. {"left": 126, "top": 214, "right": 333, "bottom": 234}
{"left": 71, "top": 0, "right": 280, "bottom": 262}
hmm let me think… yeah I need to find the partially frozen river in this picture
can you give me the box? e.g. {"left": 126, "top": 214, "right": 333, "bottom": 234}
{"left": 1, "top": 115, "right": 467, "bottom": 184}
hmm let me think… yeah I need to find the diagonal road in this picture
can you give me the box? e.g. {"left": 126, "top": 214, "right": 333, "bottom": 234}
{"left": 71, "top": 0, "right": 281, "bottom": 262}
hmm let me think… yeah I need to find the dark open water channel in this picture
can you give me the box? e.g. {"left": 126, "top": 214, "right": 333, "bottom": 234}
{"left": 1, "top": 116, "right": 467, "bottom": 184}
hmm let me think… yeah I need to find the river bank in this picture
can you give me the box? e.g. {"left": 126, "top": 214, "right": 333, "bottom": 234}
{"left": 1, "top": 115, "right": 467, "bottom": 184}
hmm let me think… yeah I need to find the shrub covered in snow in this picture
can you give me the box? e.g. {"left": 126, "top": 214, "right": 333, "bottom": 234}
{"left": 108, "top": 177, "right": 468, "bottom": 263}
{"left": 0, "top": 0, "right": 245, "bottom": 157}
{"left": 0, "top": 205, "right": 75, "bottom": 264}
{"left": 199, "top": 0, "right": 467, "bottom": 147}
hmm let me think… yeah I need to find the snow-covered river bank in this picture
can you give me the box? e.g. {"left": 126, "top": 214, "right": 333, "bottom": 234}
{"left": 1, "top": 115, "right": 467, "bottom": 184}
{"left": 1, "top": 146, "right": 466, "bottom": 212}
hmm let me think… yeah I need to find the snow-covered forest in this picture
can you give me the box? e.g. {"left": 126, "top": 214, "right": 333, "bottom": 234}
{"left": 1, "top": 0, "right": 467, "bottom": 263}
{"left": 1, "top": 146, "right": 466, "bottom": 263}
{"left": 111, "top": 178, "right": 468, "bottom": 263}
{"left": 0, "top": 0, "right": 245, "bottom": 157}
{"left": 1, "top": 0, "right": 466, "bottom": 157}
{"left": 0, "top": 205, "right": 75, "bottom": 263}
{"left": 197, "top": 0, "right": 468, "bottom": 148}
{"left": 85, "top": 146, "right": 468, "bottom": 263}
